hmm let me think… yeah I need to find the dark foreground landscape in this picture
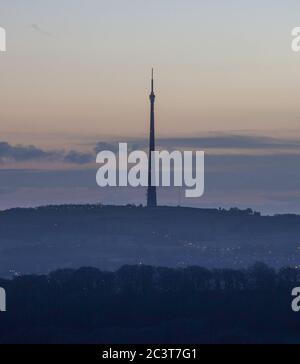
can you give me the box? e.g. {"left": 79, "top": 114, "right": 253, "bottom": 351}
{"left": 0, "top": 263, "right": 299, "bottom": 344}
{"left": 1, "top": 204, "right": 300, "bottom": 343}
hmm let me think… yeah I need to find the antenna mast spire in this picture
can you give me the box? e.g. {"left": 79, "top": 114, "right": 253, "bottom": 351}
{"left": 147, "top": 68, "right": 157, "bottom": 207}
{"left": 151, "top": 68, "right": 154, "bottom": 94}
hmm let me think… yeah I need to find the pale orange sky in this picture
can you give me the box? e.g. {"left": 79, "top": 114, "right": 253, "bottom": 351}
{"left": 1, "top": 0, "right": 300, "bottom": 148}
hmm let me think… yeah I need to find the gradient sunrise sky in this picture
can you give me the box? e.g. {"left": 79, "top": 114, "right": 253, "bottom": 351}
{"left": 1, "top": 0, "right": 300, "bottom": 212}
{"left": 1, "top": 0, "right": 300, "bottom": 143}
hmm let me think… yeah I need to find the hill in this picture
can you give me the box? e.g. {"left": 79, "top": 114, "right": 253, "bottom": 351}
{"left": 0, "top": 204, "right": 299, "bottom": 276}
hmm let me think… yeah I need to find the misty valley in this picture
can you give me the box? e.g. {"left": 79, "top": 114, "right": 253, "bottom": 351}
{"left": 0, "top": 205, "right": 299, "bottom": 277}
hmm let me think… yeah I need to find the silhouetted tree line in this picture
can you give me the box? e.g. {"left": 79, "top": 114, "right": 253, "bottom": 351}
{"left": 0, "top": 262, "right": 299, "bottom": 343}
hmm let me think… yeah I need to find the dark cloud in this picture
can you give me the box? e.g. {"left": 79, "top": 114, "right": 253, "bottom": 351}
{"left": 94, "top": 141, "right": 147, "bottom": 154}
{"left": 0, "top": 142, "right": 60, "bottom": 163}
{"left": 64, "top": 151, "right": 94, "bottom": 165}
{"left": 2, "top": 133, "right": 300, "bottom": 166}
{"left": 98, "top": 134, "right": 300, "bottom": 151}
{"left": 94, "top": 142, "right": 119, "bottom": 154}
{"left": 156, "top": 135, "right": 300, "bottom": 150}
{"left": 0, "top": 141, "right": 94, "bottom": 165}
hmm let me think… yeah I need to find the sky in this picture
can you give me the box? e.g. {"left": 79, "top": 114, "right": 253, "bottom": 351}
{"left": 1, "top": 0, "right": 300, "bottom": 213}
